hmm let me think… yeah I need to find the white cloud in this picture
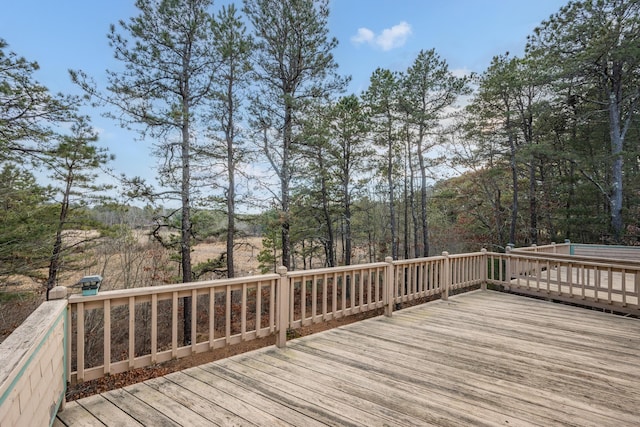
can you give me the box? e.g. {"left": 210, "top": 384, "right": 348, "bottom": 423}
{"left": 351, "top": 21, "right": 412, "bottom": 51}
{"left": 351, "top": 27, "right": 375, "bottom": 44}
{"left": 377, "top": 22, "right": 412, "bottom": 51}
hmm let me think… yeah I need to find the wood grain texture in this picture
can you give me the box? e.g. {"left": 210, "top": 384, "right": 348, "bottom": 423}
{"left": 58, "top": 290, "right": 640, "bottom": 426}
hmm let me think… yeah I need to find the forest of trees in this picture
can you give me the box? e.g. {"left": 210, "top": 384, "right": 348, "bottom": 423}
{"left": 1, "top": 0, "right": 639, "bottom": 296}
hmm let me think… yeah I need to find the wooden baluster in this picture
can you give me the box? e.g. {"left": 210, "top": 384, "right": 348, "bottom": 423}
{"left": 208, "top": 288, "right": 215, "bottom": 348}
{"left": 191, "top": 289, "right": 197, "bottom": 352}
{"left": 256, "top": 282, "right": 262, "bottom": 335}
{"left": 77, "top": 302, "right": 85, "bottom": 383}
{"left": 241, "top": 283, "right": 247, "bottom": 340}
{"left": 103, "top": 299, "right": 111, "bottom": 375}
{"left": 311, "top": 275, "right": 317, "bottom": 323}
{"left": 269, "top": 280, "right": 275, "bottom": 333}
{"left": 128, "top": 296, "right": 135, "bottom": 369}
{"left": 225, "top": 285, "right": 231, "bottom": 345}
{"left": 171, "top": 292, "right": 178, "bottom": 359}
{"left": 151, "top": 293, "right": 158, "bottom": 362}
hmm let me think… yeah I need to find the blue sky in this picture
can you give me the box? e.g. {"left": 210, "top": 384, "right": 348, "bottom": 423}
{"left": 1, "top": 0, "right": 569, "bottom": 195}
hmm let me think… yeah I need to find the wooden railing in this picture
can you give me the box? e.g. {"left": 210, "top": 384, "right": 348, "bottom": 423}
{"left": 285, "top": 262, "right": 388, "bottom": 329}
{"left": 67, "top": 274, "right": 280, "bottom": 383}
{"left": 4, "top": 243, "right": 639, "bottom": 423}
{"left": 487, "top": 250, "right": 640, "bottom": 315}
{"left": 65, "top": 245, "right": 640, "bottom": 385}
{"left": 67, "top": 253, "right": 489, "bottom": 384}
{"left": 510, "top": 241, "right": 571, "bottom": 255}
{"left": 571, "top": 243, "right": 640, "bottom": 260}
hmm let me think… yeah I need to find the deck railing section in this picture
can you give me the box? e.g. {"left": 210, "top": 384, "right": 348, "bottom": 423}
{"left": 393, "top": 256, "right": 446, "bottom": 303}
{"left": 4, "top": 244, "right": 639, "bottom": 422}
{"left": 67, "top": 274, "right": 279, "bottom": 384}
{"left": 285, "top": 262, "right": 388, "bottom": 330}
{"left": 65, "top": 244, "right": 640, "bottom": 385}
{"left": 571, "top": 243, "right": 640, "bottom": 260}
{"left": 486, "top": 250, "right": 640, "bottom": 315}
{"left": 67, "top": 254, "right": 488, "bottom": 384}
{"left": 449, "top": 251, "right": 488, "bottom": 293}
{"left": 510, "top": 242, "right": 571, "bottom": 255}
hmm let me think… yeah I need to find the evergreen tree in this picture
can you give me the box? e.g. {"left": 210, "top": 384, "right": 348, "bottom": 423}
{"left": 73, "top": 0, "right": 217, "bottom": 344}
{"left": 44, "top": 116, "right": 113, "bottom": 298}
{"left": 399, "top": 49, "right": 470, "bottom": 256}
{"left": 0, "top": 39, "right": 76, "bottom": 161}
{"left": 466, "top": 54, "right": 522, "bottom": 246}
{"left": 527, "top": 0, "right": 640, "bottom": 242}
{"left": 0, "top": 165, "right": 55, "bottom": 282}
{"left": 243, "top": 0, "right": 346, "bottom": 269}
{"left": 327, "top": 95, "right": 371, "bottom": 265}
{"left": 208, "top": 3, "right": 254, "bottom": 278}
{"left": 362, "top": 68, "right": 401, "bottom": 259}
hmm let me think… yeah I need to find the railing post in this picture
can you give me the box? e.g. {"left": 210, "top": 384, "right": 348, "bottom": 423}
{"left": 442, "top": 251, "right": 450, "bottom": 301}
{"left": 384, "top": 257, "right": 394, "bottom": 317}
{"left": 276, "top": 266, "right": 289, "bottom": 348}
{"left": 481, "top": 249, "right": 487, "bottom": 291}
{"left": 49, "top": 286, "right": 67, "bottom": 300}
{"left": 48, "top": 287, "right": 68, "bottom": 412}
{"left": 505, "top": 246, "right": 512, "bottom": 291}
{"left": 564, "top": 239, "right": 572, "bottom": 255}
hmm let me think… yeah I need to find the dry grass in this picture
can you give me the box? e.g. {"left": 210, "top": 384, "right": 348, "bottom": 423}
{"left": 0, "top": 235, "right": 265, "bottom": 344}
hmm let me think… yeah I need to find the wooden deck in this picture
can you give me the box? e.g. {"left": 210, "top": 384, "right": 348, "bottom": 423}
{"left": 55, "top": 290, "right": 640, "bottom": 426}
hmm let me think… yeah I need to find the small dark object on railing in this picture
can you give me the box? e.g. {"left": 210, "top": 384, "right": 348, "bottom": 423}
{"left": 79, "top": 275, "right": 103, "bottom": 296}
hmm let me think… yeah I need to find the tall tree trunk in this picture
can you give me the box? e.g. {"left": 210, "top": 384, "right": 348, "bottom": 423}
{"left": 46, "top": 176, "right": 72, "bottom": 300}
{"left": 608, "top": 91, "right": 624, "bottom": 243}
{"left": 417, "top": 142, "right": 429, "bottom": 257}
{"left": 494, "top": 187, "right": 504, "bottom": 245}
{"left": 227, "top": 145, "right": 235, "bottom": 278}
{"left": 539, "top": 161, "right": 555, "bottom": 242}
{"left": 508, "top": 132, "right": 518, "bottom": 246}
{"left": 226, "top": 76, "right": 236, "bottom": 278}
{"left": 408, "top": 144, "right": 419, "bottom": 258}
{"left": 344, "top": 208, "right": 352, "bottom": 266}
{"left": 529, "top": 160, "right": 538, "bottom": 245}
{"left": 388, "top": 134, "right": 398, "bottom": 260}
{"left": 181, "top": 77, "right": 192, "bottom": 346}
{"left": 319, "top": 153, "right": 335, "bottom": 267}
{"left": 403, "top": 140, "right": 409, "bottom": 259}
{"left": 282, "top": 103, "right": 292, "bottom": 269}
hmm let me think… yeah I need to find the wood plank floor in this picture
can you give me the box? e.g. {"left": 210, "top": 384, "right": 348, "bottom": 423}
{"left": 56, "top": 290, "right": 640, "bottom": 426}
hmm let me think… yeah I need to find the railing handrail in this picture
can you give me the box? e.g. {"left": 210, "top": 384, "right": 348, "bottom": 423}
{"left": 510, "top": 242, "right": 571, "bottom": 253}
{"left": 285, "top": 262, "right": 389, "bottom": 277}
{"left": 68, "top": 273, "right": 281, "bottom": 303}
{"left": 391, "top": 256, "right": 446, "bottom": 265}
{"left": 486, "top": 247, "right": 639, "bottom": 317}
{"left": 572, "top": 243, "right": 640, "bottom": 251}
{"left": 499, "top": 250, "right": 640, "bottom": 271}
{"left": 0, "top": 291, "right": 67, "bottom": 427}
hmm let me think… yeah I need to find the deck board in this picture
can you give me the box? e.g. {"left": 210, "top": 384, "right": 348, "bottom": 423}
{"left": 56, "top": 290, "right": 640, "bottom": 426}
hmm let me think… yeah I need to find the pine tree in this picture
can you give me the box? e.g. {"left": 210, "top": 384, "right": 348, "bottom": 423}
{"left": 72, "top": 0, "right": 217, "bottom": 344}
{"left": 527, "top": 0, "right": 640, "bottom": 242}
{"left": 243, "top": 0, "right": 346, "bottom": 269}
{"left": 44, "top": 116, "right": 113, "bottom": 299}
